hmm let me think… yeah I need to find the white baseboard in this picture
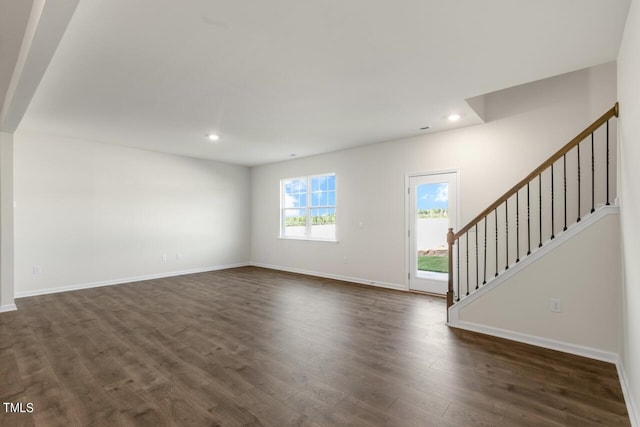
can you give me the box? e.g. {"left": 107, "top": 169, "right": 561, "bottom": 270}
{"left": 450, "top": 320, "right": 619, "bottom": 363}
{"left": 14, "top": 261, "right": 406, "bottom": 299}
{"left": 0, "top": 303, "right": 17, "bottom": 313}
{"left": 14, "top": 262, "right": 251, "bottom": 299}
{"left": 250, "top": 262, "right": 407, "bottom": 292}
{"left": 617, "top": 359, "right": 639, "bottom": 427}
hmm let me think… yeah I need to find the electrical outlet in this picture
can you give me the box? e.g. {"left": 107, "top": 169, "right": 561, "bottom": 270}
{"left": 32, "top": 265, "right": 42, "bottom": 275}
{"left": 550, "top": 298, "right": 562, "bottom": 313}
{"left": 176, "top": 253, "right": 182, "bottom": 260}
{"left": 161, "top": 254, "right": 168, "bottom": 263}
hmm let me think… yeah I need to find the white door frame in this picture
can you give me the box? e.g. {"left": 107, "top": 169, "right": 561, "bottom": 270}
{"left": 405, "top": 169, "right": 460, "bottom": 293}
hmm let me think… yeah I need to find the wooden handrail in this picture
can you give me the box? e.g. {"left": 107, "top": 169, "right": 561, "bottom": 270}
{"left": 453, "top": 102, "right": 618, "bottom": 240}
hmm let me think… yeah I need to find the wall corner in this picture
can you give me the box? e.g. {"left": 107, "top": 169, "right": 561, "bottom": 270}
{"left": 0, "top": 132, "right": 15, "bottom": 310}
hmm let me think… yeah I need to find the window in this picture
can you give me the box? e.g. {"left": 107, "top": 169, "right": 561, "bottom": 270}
{"left": 281, "top": 173, "right": 336, "bottom": 241}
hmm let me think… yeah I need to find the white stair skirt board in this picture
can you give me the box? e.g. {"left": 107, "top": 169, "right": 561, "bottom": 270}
{"left": 14, "top": 262, "right": 251, "bottom": 299}
{"left": 448, "top": 205, "right": 620, "bottom": 324}
{"left": 0, "top": 304, "right": 17, "bottom": 313}
{"left": 617, "top": 359, "right": 640, "bottom": 427}
{"left": 251, "top": 262, "right": 407, "bottom": 292}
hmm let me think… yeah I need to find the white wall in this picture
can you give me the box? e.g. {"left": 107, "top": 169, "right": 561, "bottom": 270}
{"left": 0, "top": 132, "right": 15, "bottom": 310}
{"left": 14, "top": 131, "right": 251, "bottom": 296}
{"left": 456, "top": 209, "right": 621, "bottom": 356}
{"left": 618, "top": 0, "right": 640, "bottom": 421}
{"left": 251, "top": 62, "right": 617, "bottom": 288}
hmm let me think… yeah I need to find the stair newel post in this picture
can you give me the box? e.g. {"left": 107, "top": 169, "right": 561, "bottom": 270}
{"left": 446, "top": 228, "right": 455, "bottom": 312}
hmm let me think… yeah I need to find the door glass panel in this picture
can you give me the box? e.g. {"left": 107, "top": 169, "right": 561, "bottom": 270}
{"left": 416, "top": 182, "right": 449, "bottom": 274}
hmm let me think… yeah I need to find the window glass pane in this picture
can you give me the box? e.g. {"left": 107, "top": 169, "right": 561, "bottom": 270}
{"left": 310, "top": 208, "right": 336, "bottom": 224}
{"left": 283, "top": 177, "right": 308, "bottom": 208}
{"left": 319, "top": 191, "right": 328, "bottom": 206}
{"left": 284, "top": 192, "right": 304, "bottom": 208}
{"left": 320, "top": 176, "right": 328, "bottom": 190}
{"left": 416, "top": 182, "right": 449, "bottom": 273}
{"left": 285, "top": 178, "right": 306, "bottom": 195}
{"left": 327, "top": 190, "right": 336, "bottom": 206}
{"left": 310, "top": 188, "right": 334, "bottom": 207}
{"left": 284, "top": 193, "right": 295, "bottom": 208}
{"left": 416, "top": 182, "right": 448, "bottom": 214}
{"left": 311, "top": 190, "right": 321, "bottom": 207}
{"left": 327, "top": 175, "right": 336, "bottom": 191}
{"left": 311, "top": 177, "right": 320, "bottom": 192}
{"left": 310, "top": 207, "right": 336, "bottom": 239}
{"left": 283, "top": 208, "right": 306, "bottom": 237}
{"left": 311, "top": 191, "right": 328, "bottom": 207}
{"left": 310, "top": 176, "right": 323, "bottom": 192}
{"left": 297, "top": 193, "right": 306, "bottom": 208}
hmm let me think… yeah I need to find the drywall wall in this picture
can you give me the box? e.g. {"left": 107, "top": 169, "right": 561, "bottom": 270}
{"left": 0, "top": 132, "right": 15, "bottom": 311}
{"left": 456, "top": 209, "right": 621, "bottom": 355}
{"left": 251, "top": 62, "right": 617, "bottom": 288}
{"left": 618, "top": 0, "right": 640, "bottom": 422}
{"left": 14, "top": 131, "right": 251, "bottom": 296}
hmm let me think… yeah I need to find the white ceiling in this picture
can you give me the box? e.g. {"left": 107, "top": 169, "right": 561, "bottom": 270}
{"left": 15, "top": 0, "right": 631, "bottom": 166}
{"left": 0, "top": 0, "right": 33, "bottom": 114}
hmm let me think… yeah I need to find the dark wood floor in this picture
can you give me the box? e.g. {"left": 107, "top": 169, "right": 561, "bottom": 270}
{"left": 0, "top": 266, "right": 630, "bottom": 426}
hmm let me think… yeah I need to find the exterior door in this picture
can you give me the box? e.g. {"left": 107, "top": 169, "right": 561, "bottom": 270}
{"left": 408, "top": 172, "right": 457, "bottom": 294}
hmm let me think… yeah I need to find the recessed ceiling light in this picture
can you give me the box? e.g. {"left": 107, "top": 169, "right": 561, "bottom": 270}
{"left": 448, "top": 113, "right": 461, "bottom": 122}
{"left": 207, "top": 133, "right": 220, "bottom": 141}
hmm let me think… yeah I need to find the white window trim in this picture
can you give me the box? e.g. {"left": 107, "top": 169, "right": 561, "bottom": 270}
{"left": 280, "top": 173, "right": 338, "bottom": 242}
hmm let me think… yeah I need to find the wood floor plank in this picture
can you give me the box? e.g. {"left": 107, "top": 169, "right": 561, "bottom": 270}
{"left": 283, "top": 389, "right": 358, "bottom": 427}
{"left": 0, "top": 266, "right": 631, "bottom": 426}
{"left": 236, "top": 387, "right": 321, "bottom": 427}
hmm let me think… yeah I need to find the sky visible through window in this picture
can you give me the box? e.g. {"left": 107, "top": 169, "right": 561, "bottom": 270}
{"left": 283, "top": 175, "right": 336, "bottom": 217}
{"left": 417, "top": 182, "right": 448, "bottom": 210}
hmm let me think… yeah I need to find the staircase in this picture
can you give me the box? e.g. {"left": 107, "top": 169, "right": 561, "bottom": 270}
{"left": 445, "top": 103, "right": 619, "bottom": 320}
